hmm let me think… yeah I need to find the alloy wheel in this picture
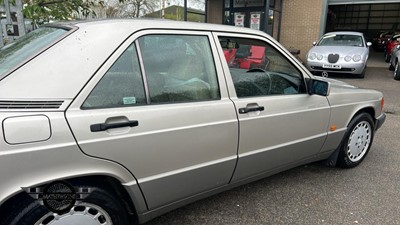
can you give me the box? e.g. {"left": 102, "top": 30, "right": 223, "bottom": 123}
{"left": 346, "top": 121, "right": 371, "bottom": 162}
{"left": 34, "top": 203, "right": 112, "bottom": 225}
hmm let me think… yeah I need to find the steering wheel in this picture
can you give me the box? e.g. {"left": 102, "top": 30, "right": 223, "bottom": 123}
{"left": 246, "top": 68, "right": 267, "bottom": 73}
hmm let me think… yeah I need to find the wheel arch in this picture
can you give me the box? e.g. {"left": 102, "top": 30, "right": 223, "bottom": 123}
{"left": 350, "top": 107, "right": 375, "bottom": 126}
{"left": 0, "top": 175, "right": 143, "bottom": 224}
{"left": 325, "top": 106, "right": 376, "bottom": 167}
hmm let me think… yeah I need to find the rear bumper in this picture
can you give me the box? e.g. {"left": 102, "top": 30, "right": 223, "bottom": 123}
{"left": 375, "top": 113, "right": 386, "bottom": 131}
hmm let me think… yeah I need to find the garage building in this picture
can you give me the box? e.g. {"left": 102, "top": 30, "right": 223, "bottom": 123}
{"left": 207, "top": 0, "right": 400, "bottom": 60}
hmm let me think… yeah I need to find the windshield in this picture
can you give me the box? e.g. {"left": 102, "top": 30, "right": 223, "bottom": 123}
{"left": 0, "top": 27, "right": 68, "bottom": 79}
{"left": 318, "top": 34, "right": 364, "bottom": 47}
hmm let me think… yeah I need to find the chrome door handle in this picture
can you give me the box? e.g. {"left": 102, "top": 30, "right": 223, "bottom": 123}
{"left": 238, "top": 106, "right": 265, "bottom": 114}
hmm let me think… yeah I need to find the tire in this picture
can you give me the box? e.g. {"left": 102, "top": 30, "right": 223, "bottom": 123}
{"left": 395, "top": 61, "right": 400, "bottom": 80}
{"left": 337, "top": 113, "right": 374, "bottom": 168}
{"left": 2, "top": 185, "right": 132, "bottom": 225}
{"left": 389, "top": 62, "right": 395, "bottom": 71}
{"left": 385, "top": 53, "right": 391, "bottom": 63}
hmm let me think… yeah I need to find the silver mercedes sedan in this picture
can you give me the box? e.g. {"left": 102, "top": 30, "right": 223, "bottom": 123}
{"left": 306, "top": 31, "right": 371, "bottom": 78}
{"left": 0, "top": 20, "right": 385, "bottom": 225}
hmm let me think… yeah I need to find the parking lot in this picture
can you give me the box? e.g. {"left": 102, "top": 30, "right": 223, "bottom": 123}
{"left": 145, "top": 51, "right": 400, "bottom": 225}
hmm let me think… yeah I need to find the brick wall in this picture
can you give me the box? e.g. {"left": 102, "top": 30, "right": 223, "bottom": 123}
{"left": 280, "top": 0, "right": 324, "bottom": 61}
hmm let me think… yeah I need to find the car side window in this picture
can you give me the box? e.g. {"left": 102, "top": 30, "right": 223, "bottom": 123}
{"left": 219, "top": 37, "right": 306, "bottom": 98}
{"left": 82, "top": 44, "right": 146, "bottom": 109}
{"left": 138, "top": 34, "right": 220, "bottom": 103}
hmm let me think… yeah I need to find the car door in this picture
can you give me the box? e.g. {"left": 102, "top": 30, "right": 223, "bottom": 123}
{"left": 213, "top": 32, "right": 331, "bottom": 182}
{"left": 66, "top": 30, "right": 238, "bottom": 210}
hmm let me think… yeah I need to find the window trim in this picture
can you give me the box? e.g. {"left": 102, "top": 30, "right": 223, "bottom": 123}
{"left": 135, "top": 39, "right": 151, "bottom": 105}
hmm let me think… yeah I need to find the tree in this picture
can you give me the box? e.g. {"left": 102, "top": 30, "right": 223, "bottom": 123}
{"left": 21, "top": 0, "right": 105, "bottom": 26}
{"left": 106, "top": 0, "right": 158, "bottom": 18}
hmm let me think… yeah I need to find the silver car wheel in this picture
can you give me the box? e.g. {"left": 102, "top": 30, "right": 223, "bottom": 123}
{"left": 34, "top": 203, "right": 112, "bottom": 225}
{"left": 346, "top": 121, "right": 371, "bottom": 162}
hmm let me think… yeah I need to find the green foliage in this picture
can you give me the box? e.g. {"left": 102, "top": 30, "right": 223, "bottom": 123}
{"left": 21, "top": 0, "right": 105, "bottom": 25}
{"left": 0, "top": 0, "right": 16, "bottom": 4}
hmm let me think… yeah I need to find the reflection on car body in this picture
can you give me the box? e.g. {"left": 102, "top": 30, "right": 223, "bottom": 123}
{"left": 0, "top": 20, "right": 385, "bottom": 225}
{"left": 389, "top": 44, "right": 400, "bottom": 80}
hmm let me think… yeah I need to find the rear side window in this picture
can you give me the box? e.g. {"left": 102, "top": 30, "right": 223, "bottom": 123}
{"left": 138, "top": 34, "right": 220, "bottom": 103}
{"left": 0, "top": 27, "right": 68, "bottom": 79}
{"left": 82, "top": 44, "right": 146, "bottom": 109}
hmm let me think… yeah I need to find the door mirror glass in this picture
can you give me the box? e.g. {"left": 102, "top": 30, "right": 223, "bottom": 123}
{"left": 308, "top": 79, "right": 330, "bottom": 96}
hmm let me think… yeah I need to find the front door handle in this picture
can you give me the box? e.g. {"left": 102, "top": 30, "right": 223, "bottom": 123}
{"left": 238, "top": 106, "right": 265, "bottom": 114}
{"left": 90, "top": 120, "right": 139, "bottom": 132}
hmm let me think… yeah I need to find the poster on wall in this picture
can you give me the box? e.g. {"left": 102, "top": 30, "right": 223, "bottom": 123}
{"left": 250, "top": 13, "right": 261, "bottom": 30}
{"left": 234, "top": 13, "right": 245, "bottom": 27}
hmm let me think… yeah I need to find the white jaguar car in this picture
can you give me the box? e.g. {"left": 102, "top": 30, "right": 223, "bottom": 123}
{"left": 306, "top": 31, "right": 371, "bottom": 78}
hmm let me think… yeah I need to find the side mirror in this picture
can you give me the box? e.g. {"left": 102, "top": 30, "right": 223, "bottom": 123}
{"left": 312, "top": 41, "right": 317, "bottom": 46}
{"left": 367, "top": 42, "right": 372, "bottom": 47}
{"left": 396, "top": 45, "right": 400, "bottom": 50}
{"left": 308, "top": 79, "right": 330, "bottom": 96}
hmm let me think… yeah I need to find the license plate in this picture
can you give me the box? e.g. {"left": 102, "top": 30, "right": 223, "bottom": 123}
{"left": 323, "top": 64, "right": 341, "bottom": 69}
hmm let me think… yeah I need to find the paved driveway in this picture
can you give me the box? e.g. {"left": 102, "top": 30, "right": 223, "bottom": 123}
{"left": 145, "top": 53, "right": 400, "bottom": 225}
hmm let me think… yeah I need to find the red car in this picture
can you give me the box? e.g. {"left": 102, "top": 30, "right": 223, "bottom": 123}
{"left": 373, "top": 31, "right": 391, "bottom": 51}
{"left": 385, "top": 34, "right": 400, "bottom": 62}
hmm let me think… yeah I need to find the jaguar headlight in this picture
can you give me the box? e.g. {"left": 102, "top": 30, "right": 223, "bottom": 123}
{"left": 317, "top": 54, "right": 323, "bottom": 60}
{"left": 353, "top": 55, "right": 361, "bottom": 62}
{"left": 344, "top": 55, "right": 352, "bottom": 62}
{"left": 308, "top": 53, "right": 316, "bottom": 60}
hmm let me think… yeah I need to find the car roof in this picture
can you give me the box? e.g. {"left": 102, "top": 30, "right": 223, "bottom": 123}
{"left": 57, "top": 18, "right": 268, "bottom": 37}
{"left": 0, "top": 19, "right": 274, "bottom": 100}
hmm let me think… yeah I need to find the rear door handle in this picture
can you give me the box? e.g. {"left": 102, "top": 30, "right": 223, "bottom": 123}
{"left": 90, "top": 120, "right": 139, "bottom": 132}
{"left": 238, "top": 106, "right": 265, "bottom": 114}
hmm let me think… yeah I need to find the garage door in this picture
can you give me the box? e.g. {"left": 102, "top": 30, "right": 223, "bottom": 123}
{"left": 327, "top": 0, "right": 400, "bottom": 38}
